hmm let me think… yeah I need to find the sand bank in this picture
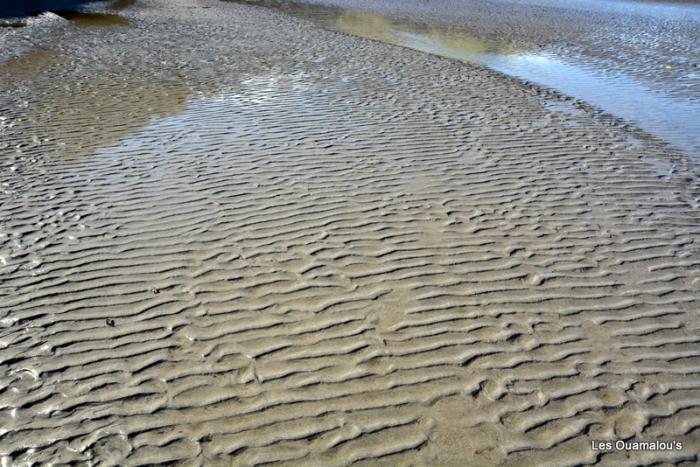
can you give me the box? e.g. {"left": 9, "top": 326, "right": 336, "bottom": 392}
{"left": 1, "top": 0, "right": 699, "bottom": 465}
{"left": 229, "top": 0, "right": 700, "bottom": 154}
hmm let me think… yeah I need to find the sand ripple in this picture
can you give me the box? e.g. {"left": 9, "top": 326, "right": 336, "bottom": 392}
{"left": 1, "top": 0, "right": 699, "bottom": 465}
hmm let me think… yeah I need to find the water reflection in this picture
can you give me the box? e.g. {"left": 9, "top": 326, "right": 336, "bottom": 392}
{"left": 0, "top": 48, "right": 60, "bottom": 77}
{"left": 109, "top": 0, "right": 138, "bottom": 10}
{"left": 233, "top": 1, "right": 521, "bottom": 55}
{"left": 1, "top": 49, "right": 192, "bottom": 160}
{"left": 334, "top": 11, "right": 521, "bottom": 56}
{"left": 231, "top": 0, "right": 700, "bottom": 156}
{"left": 0, "top": 20, "right": 25, "bottom": 27}
{"left": 52, "top": 10, "right": 130, "bottom": 27}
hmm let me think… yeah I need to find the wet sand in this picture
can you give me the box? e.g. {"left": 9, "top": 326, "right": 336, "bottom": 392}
{"left": 236, "top": 0, "right": 700, "bottom": 154}
{"left": 1, "top": 0, "right": 700, "bottom": 465}
{"left": 293, "top": 0, "right": 700, "bottom": 97}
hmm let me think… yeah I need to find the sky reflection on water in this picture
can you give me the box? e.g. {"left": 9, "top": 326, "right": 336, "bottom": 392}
{"left": 232, "top": 0, "right": 700, "bottom": 156}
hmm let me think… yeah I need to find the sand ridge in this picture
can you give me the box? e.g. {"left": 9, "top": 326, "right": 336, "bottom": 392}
{"left": 1, "top": 0, "right": 700, "bottom": 465}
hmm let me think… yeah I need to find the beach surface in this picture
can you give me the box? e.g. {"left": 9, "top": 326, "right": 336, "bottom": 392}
{"left": 1, "top": 0, "right": 699, "bottom": 465}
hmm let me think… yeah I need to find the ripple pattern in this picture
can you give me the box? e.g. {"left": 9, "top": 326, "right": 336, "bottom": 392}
{"left": 1, "top": 1, "right": 699, "bottom": 465}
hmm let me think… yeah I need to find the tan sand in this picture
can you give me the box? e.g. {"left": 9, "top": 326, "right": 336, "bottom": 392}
{"left": 0, "top": 0, "right": 699, "bottom": 465}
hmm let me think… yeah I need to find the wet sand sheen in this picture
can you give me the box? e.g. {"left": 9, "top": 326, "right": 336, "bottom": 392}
{"left": 1, "top": 0, "right": 699, "bottom": 465}
{"left": 229, "top": 0, "right": 700, "bottom": 156}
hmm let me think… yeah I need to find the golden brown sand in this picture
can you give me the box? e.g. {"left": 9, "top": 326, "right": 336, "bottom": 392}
{"left": 1, "top": 0, "right": 699, "bottom": 465}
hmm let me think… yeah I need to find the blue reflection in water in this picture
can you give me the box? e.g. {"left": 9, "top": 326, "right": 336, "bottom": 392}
{"left": 396, "top": 30, "right": 700, "bottom": 155}
{"left": 230, "top": 0, "right": 700, "bottom": 156}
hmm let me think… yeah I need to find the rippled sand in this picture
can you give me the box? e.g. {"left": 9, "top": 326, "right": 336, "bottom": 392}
{"left": 298, "top": 0, "right": 700, "bottom": 100}
{"left": 1, "top": 0, "right": 699, "bottom": 465}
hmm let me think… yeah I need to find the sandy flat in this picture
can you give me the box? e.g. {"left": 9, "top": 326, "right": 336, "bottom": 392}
{"left": 1, "top": 0, "right": 699, "bottom": 465}
{"left": 298, "top": 0, "right": 700, "bottom": 100}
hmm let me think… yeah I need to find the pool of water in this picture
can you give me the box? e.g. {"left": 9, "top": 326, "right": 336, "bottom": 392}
{"left": 0, "top": 20, "right": 25, "bottom": 27}
{"left": 230, "top": 0, "right": 700, "bottom": 157}
{"left": 397, "top": 29, "right": 700, "bottom": 156}
{"left": 110, "top": 0, "right": 138, "bottom": 10}
{"left": 51, "top": 10, "right": 130, "bottom": 27}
